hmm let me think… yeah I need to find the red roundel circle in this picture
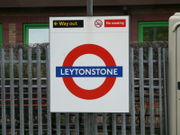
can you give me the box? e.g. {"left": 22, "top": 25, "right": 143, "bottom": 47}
{"left": 62, "top": 44, "right": 116, "bottom": 100}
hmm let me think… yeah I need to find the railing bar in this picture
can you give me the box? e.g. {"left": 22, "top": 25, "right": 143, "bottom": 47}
{"left": 0, "top": 77, "right": 166, "bottom": 81}
{"left": 0, "top": 85, "right": 164, "bottom": 89}
{"left": 65, "top": 113, "right": 70, "bottom": 135}
{"left": 158, "top": 48, "right": 164, "bottom": 135}
{"left": 28, "top": 48, "right": 33, "bottom": 135}
{"left": 56, "top": 113, "right": 61, "bottom": 135}
{"left": 4, "top": 77, "right": 163, "bottom": 81}
{"left": 1, "top": 48, "right": 6, "bottom": 135}
{"left": 121, "top": 113, "right": 126, "bottom": 135}
{"left": 0, "top": 60, "right": 46, "bottom": 63}
{"left": 93, "top": 113, "right": 98, "bottom": 135}
{"left": 103, "top": 113, "right": 108, "bottom": 135}
{"left": 0, "top": 85, "right": 46, "bottom": 88}
{"left": 75, "top": 113, "right": 80, "bottom": 135}
{"left": 19, "top": 48, "right": 24, "bottom": 135}
{"left": 149, "top": 48, "right": 155, "bottom": 135}
{"left": 163, "top": 48, "right": 168, "bottom": 135}
{"left": 0, "top": 78, "right": 47, "bottom": 80}
{"left": 84, "top": 114, "right": 88, "bottom": 135}
{"left": 139, "top": 48, "right": 145, "bottom": 135}
{"left": 10, "top": 48, "right": 15, "bottom": 135}
{"left": 112, "top": 113, "right": 116, "bottom": 135}
{"left": 130, "top": 48, "right": 136, "bottom": 135}
{"left": 37, "top": 47, "right": 43, "bottom": 135}
{"left": 46, "top": 46, "right": 52, "bottom": 135}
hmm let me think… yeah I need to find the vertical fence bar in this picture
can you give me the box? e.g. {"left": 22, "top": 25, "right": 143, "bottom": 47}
{"left": 37, "top": 47, "right": 43, "bottom": 135}
{"left": 88, "top": 114, "right": 94, "bottom": 135}
{"left": 1, "top": 48, "right": 6, "bottom": 135}
{"left": 19, "top": 48, "right": 24, "bottom": 135}
{"left": 121, "top": 114, "right": 126, "bottom": 135}
{"left": 93, "top": 114, "right": 97, "bottom": 135}
{"left": 163, "top": 48, "right": 168, "bottom": 135}
{"left": 139, "top": 48, "right": 145, "bottom": 135}
{"left": 28, "top": 48, "right": 33, "bottom": 135}
{"left": 112, "top": 114, "right": 116, "bottom": 135}
{"left": 10, "top": 48, "right": 15, "bottom": 135}
{"left": 148, "top": 48, "right": 155, "bottom": 135}
{"left": 158, "top": 48, "right": 164, "bottom": 135}
{"left": 88, "top": 114, "right": 92, "bottom": 135}
{"left": 130, "top": 48, "right": 136, "bottom": 135}
{"left": 103, "top": 113, "right": 108, "bottom": 135}
{"left": 84, "top": 114, "right": 88, "bottom": 135}
{"left": 56, "top": 113, "right": 61, "bottom": 135}
{"left": 75, "top": 113, "right": 80, "bottom": 135}
{"left": 65, "top": 113, "right": 70, "bottom": 135}
{"left": 46, "top": 46, "right": 52, "bottom": 135}
{"left": 90, "top": 114, "right": 95, "bottom": 135}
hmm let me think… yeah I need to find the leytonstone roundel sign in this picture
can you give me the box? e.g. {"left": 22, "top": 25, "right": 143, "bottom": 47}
{"left": 56, "top": 44, "right": 122, "bottom": 99}
{"left": 50, "top": 16, "right": 129, "bottom": 113}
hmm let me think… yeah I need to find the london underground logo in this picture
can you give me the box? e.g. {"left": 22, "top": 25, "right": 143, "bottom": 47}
{"left": 56, "top": 44, "right": 123, "bottom": 100}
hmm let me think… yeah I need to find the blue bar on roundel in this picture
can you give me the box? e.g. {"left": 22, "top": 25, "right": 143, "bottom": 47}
{"left": 56, "top": 66, "right": 123, "bottom": 77}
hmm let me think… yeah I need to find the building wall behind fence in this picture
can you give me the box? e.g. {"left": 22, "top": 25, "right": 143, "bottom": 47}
{"left": 0, "top": 6, "right": 177, "bottom": 45}
{"left": 0, "top": 43, "right": 168, "bottom": 135}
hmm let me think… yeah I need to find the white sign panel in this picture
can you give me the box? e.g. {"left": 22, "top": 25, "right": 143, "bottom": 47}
{"left": 50, "top": 16, "right": 129, "bottom": 112}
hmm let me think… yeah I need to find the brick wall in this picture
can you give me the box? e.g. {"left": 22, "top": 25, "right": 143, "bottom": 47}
{"left": 9, "top": 23, "right": 16, "bottom": 44}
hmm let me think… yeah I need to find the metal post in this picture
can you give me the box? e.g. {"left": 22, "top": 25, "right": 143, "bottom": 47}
{"left": 87, "top": 0, "right": 93, "bottom": 16}
{"left": 86, "top": 1, "right": 94, "bottom": 135}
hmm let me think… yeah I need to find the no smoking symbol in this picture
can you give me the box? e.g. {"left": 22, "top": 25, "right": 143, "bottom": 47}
{"left": 94, "top": 19, "right": 103, "bottom": 28}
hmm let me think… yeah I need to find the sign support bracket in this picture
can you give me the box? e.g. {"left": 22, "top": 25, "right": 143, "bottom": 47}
{"left": 87, "top": 0, "right": 93, "bottom": 16}
{"left": 86, "top": 1, "right": 94, "bottom": 134}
